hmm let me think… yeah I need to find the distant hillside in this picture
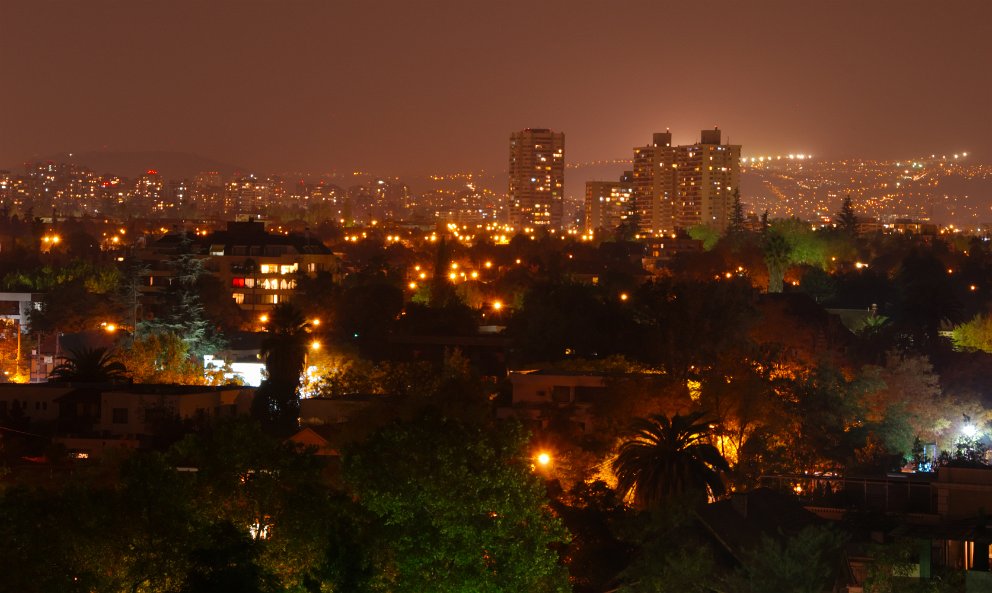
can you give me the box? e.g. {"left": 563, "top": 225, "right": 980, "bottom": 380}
{"left": 28, "top": 151, "right": 245, "bottom": 179}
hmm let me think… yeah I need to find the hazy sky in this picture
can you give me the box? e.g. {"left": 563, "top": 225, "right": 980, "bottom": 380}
{"left": 2, "top": 0, "right": 990, "bottom": 175}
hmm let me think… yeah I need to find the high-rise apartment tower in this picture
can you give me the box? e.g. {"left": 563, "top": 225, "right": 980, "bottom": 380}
{"left": 508, "top": 128, "right": 565, "bottom": 229}
{"left": 632, "top": 128, "right": 740, "bottom": 234}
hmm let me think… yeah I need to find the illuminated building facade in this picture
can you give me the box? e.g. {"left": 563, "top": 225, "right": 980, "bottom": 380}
{"left": 224, "top": 175, "right": 284, "bottom": 218}
{"left": 633, "top": 129, "right": 741, "bottom": 234}
{"left": 584, "top": 171, "right": 634, "bottom": 233}
{"left": 508, "top": 128, "right": 565, "bottom": 229}
{"left": 137, "top": 220, "right": 339, "bottom": 313}
{"left": 632, "top": 131, "right": 676, "bottom": 235}
{"left": 675, "top": 128, "right": 741, "bottom": 231}
{"left": 134, "top": 170, "right": 165, "bottom": 212}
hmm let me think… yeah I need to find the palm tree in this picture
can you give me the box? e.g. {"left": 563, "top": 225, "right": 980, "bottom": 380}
{"left": 49, "top": 346, "right": 129, "bottom": 383}
{"left": 762, "top": 230, "right": 792, "bottom": 294}
{"left": 612, "top": 411, "right": 729, "bottom": 508}
{"left": 254, "top": 303, "right": 311, "bottom": 432}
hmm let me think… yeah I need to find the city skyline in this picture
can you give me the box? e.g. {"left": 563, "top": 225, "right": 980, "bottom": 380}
{"left": 2, "top": 0, "right": 990, "bottom": 177}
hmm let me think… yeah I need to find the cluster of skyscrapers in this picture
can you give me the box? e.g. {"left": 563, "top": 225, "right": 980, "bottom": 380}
{"left": 507, "top": 127, "right": 742, "bottom": 236}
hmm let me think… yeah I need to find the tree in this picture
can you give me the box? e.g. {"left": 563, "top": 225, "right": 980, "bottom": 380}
{"left": 254, "top": 303, "right": 311, "bottom": 433}
{"left": 727, "top": 188, "right": 746, "bottom": 236}
{"left": 119, "top": 331, "right": 206, "bottom": 384}
{"left": 139, "top": 233, "right": 224, "bottom": 359}
{"left": 29, "top": 278, "right": 125, "bottom": 334}
{"left": 836, "top": 194, "right": 859, "bottom": 237}
{"left": 724, "top": 525, "right": 846, "bottom": 593}
{"left": 49, "top": 346, "right": 129, "bottom": 383}
{"left": 612, "top": 501, "right": 719, "bottom": 593}
{"left": 508, "top": 281, "right": 639, "bottom": 364}
{"left": 636, "top": 277, "right": 755, "bottom": 379}
{"left": 612, "top": 411, "right": 730, "bottom": 508}
{"left": 688, "top": 225, "right": 720, "bottom": 251}
{"left": 762, "top": 230, "right": 791, "bottom": 293}
{"left": 951, "top": 313, "right": 992, "bottom": 353}
{"left": 342, "top": 413, "right": 570, "bottom": 593}
{"left": 893, "top": 249, "right": 962, "bottom": 354}
{"left": 335, "top": 280, "right": 404, "bottom": 359}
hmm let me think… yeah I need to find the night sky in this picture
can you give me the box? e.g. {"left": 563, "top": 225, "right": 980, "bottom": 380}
{"left": 2, "top": 0, "right": 990, "bottom": 175}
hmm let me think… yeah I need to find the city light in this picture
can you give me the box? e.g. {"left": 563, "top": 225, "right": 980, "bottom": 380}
{"left": 961, "top": 423, "right": 978, "bottom": 439}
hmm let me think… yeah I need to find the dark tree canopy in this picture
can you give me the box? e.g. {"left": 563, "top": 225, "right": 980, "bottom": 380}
{"left": 835, "top": 194, "right": 859, "bottom": 237}
{"left": 49, "top": 346, "right": 129, "bottom": 383}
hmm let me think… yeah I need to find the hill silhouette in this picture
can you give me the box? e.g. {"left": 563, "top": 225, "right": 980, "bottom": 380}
{"left": 26, "top": 150, "right": 244, "bottom": 179}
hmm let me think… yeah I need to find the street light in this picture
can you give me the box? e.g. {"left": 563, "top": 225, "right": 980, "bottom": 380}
{"left": 536, "top": 451, "right": 551, "bottom": 467}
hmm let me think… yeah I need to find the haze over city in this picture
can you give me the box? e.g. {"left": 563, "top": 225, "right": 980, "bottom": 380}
{"left": 6, "top": 3, "right": 992, "bottom": 592}
{"left": 3, "top": 0, "right": 991, "bottom": 176}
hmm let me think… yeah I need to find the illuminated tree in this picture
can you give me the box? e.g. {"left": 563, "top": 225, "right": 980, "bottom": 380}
{"left": 120, "top": 331, "right": 205, "bottom": 384}
{"left": 951, "top": 312, "right": 992, "bottom": 353}
{"left": 688, "top": 224, "right": 720, "bottom": 250}
{"left": 139, "top": 233, "right": 224, "bottom": 360}
{"left": 343, "top": 413, "right": 570, "bottom": 593}
{"left": 771, "top": 218, "right": 828, "bottom": 268}
{"left": 612, "top": 411, "right": 729, "bottom": 508}
{"left": 762, "top": 230, "right": 791, "bottom": 293}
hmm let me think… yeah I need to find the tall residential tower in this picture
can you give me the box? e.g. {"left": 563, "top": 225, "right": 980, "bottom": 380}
{"left": 508, "top": 128, "right": 564, "bottom": 229}
{"left": 632, "top": 128, "right": 740, "bottom": 234}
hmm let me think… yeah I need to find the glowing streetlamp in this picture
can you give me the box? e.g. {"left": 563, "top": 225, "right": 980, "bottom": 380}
{"left": 492, "top": 300, "right": 503, "bottom": 311}
{"left": 536, "top": 451, "right": 551, "bottom": 467}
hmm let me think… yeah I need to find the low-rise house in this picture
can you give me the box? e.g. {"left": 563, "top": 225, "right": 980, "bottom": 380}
{"left": 96, "top": 384, "right": 255, "bottom": 437}
{"left": 499, "top": 370, "right": 608, "bottom": 433}
{"left": 0, "top": 382, "right": 255, "bottom": 441}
